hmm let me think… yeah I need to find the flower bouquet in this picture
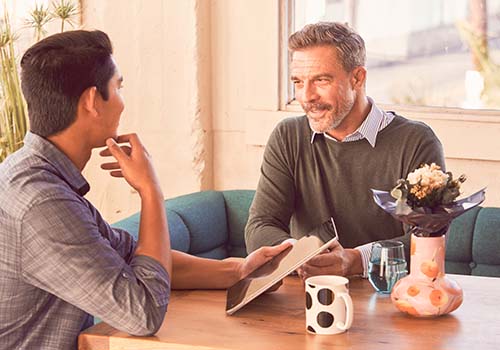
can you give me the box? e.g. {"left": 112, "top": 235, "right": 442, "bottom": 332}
{"left": 372, "top": 163, "right": 485, "bottom": 317}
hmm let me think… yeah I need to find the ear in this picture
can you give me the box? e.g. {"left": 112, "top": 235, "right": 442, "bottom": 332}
{"left": 350, "top": 66, "right": 366, "bottom": 89}
{"left": 78, "top": 86, "right": 98, "bottom": 118}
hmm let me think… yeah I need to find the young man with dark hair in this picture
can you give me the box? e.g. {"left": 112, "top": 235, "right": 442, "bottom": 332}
{"left": 0, "top": 30, "right": 289, "bottom": 350}
{"left": 245, "top": 22, "right": 445, "bottom": 279}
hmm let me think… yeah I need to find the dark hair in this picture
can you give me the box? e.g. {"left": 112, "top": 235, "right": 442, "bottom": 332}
{"left": 288, "top": 22, "right": 365, "bottom": 72}
{"left": 20, "top": 30, "right": 115, "bottom": 137}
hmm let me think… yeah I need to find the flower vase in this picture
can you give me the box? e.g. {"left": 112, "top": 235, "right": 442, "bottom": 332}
{"left": 390, "top": 234, "right": 463, "bottom": 317}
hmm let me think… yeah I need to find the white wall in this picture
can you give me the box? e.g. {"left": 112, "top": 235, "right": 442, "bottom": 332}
{"left": 211, "top": 0, "right": 280, "bottom": 191}
{"left": 82, "top": 0, "right": 212, "bottom": 222}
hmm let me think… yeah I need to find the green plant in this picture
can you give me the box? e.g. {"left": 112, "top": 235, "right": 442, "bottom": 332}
{"left": 25, "top": 2, "right": 52, "bottom": 42}
{"left": 25, "top": 0, "right": 79, "bottom": 41}
{"left": 0, "top": 1, "right": 79, "bottom": 162}
{"left": 0, "top": 10, "right": 28, "bottom": 162}
{"left": 456, "top": 20, "right": 500, "bottom": 108}
{"left": 53, "top": 0, "right": 79, "bottom": 32}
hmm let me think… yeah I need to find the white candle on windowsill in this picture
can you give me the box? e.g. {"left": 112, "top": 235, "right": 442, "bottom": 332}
{"left": 462, "top": 70, "right": 484, "bottom": 109}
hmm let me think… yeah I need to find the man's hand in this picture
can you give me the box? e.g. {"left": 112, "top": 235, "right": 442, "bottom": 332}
{"left": 297, "top": 240, "right": 363, "bottom": 280}
{"left": 100, "top": 134, "right": 161, "bottom": 196}
{"left": 236, "top": 242, "right": 292, "bottom": 280}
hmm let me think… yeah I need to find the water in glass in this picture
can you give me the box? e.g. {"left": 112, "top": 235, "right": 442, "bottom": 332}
{"left": 368, "top": 240, "right": 407, "bottom": 294}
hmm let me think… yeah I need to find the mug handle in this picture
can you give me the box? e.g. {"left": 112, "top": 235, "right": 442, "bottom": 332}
{"left": 336, "top": 292, "right": 353, "bottom": 330}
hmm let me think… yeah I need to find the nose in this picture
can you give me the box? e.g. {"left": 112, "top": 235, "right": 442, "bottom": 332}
{"left": 301, "top": 81, "right": 319, "bottom": 103}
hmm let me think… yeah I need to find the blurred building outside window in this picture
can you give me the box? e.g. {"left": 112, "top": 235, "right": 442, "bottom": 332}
{"left": 288, "top": 0, "right": 500, "bottom": 111}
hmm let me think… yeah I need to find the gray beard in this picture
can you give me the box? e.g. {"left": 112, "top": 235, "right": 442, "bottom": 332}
{"left": 328, "top": 113, "right": 348, "bottom": 130}
{"left": 308, "top": 110, "right": 349, "bottom": 134}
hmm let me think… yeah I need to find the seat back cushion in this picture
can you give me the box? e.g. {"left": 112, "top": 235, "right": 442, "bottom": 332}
{"left": 472, "top": 207, "right": 500, "bottom": 277}
{"left": 166, "top": 191, "right": 228, "bottom": 259}
{"left": 113, "top": 209, "right": 190, "bottom": 253}
{"left": 445, "top": 207, "right": 480, "bottom": 275}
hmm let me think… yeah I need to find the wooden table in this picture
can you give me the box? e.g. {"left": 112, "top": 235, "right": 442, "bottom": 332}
{"left": 79, "top": 274, "right": 500, "bottom": 349}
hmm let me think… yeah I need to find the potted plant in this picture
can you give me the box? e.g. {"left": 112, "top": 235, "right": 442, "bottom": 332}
{"left": 372, "top": 164, "right": 485, "bottom": 317}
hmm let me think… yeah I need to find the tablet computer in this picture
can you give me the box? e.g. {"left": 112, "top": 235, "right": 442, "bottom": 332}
{"left": 225, "top": 221, "right": 339, "bottom": 315}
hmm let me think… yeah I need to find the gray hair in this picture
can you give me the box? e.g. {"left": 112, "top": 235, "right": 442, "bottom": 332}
{"left": 288, "top": 22, "right": 366, "bottom": 72}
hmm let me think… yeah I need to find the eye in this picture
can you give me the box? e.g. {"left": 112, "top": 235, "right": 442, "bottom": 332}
{"left": 316, "top": 78, "right": 330, "bottom": 85}
{"left": 293, "top": 80, "right": 304, "bottom": 88}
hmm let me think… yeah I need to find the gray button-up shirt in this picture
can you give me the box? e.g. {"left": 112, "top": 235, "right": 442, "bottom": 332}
{"left": 0, "top": 132, "right": 170, "bottom": 350}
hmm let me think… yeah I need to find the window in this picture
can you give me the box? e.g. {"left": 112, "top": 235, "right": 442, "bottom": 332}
{"left": 286, "top": 0, "right": 500, "bottom": 111}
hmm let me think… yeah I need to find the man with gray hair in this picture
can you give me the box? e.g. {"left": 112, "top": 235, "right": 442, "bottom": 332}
{"left": 245, "top": 22, "right": 445, "bottom": 279}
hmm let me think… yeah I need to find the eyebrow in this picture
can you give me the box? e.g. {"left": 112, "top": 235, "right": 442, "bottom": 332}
{"left": 290, "top": 74, "right": 334, "bottom": 81}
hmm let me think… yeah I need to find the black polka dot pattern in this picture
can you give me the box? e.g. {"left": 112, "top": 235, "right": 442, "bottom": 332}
{"left": 306, "top": 292, "right": 312, "bottom": 309}
{"left": 318, "top": 288, "right": 334, "bottom": 305}
{"left": 317, "top": 311, "right": 334, "bottom": 328}
{"left": 307, "top": 325, "right": 316, "bottom": 333}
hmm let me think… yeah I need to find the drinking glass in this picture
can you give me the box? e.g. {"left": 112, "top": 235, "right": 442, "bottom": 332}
{"left": 368, "top": 240, "right": 407, "bottom": 294}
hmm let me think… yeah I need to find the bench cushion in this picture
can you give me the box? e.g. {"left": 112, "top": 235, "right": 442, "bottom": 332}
{"left": 223, "top": 190, "right": 254, "bottom": 257}
{"left": 445, "top": 207, "right": 479, "bottom": 275}
{"left": 113, "top": 209, "right": 191, "bottom": 253}
{"left": 166, "top": 191, "right": 228, "bottom": 259}
{"left": 472, "top": 208, "right": 500, "bottom": 276}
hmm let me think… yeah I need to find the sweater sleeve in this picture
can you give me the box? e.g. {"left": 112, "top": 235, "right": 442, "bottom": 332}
{"left": 405, "top": 123, "right": 446, "bottom": 175}
{"left": 245, "top": 122, "right": 297, "bottom": 253}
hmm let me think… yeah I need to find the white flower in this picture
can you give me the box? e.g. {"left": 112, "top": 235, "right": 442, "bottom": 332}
{"left": 407, "top": 163, "right": 448, "bottom": 190}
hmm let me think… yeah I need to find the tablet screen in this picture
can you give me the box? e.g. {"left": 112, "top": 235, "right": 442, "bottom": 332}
{"left": 226, "top": 234, "right": 338, "bottom": 315}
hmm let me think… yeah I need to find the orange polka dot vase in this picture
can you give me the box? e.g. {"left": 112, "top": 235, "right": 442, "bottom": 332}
{"left": 391, "top": 234, "right": 463, "bottom": 317}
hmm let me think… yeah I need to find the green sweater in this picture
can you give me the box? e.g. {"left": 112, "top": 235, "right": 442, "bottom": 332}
{"left": 245, "top": 114, "right": 445, "bottom": 252}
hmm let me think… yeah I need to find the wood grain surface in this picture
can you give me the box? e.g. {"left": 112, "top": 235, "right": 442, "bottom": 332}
{"left": 79, "top": 274, "right": 500, "bottom": 350}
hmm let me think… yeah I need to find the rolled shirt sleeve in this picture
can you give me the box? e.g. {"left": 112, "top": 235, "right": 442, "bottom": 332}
{"left": 355, "top": 242, "right": 372, "bottom": 278}
{"left": 21, "top": 196, "right": 170, "bottom": 336}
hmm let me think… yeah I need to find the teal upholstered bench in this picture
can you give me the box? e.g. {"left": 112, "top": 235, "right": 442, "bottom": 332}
{"left": 113, "top": 190, "right": 500, "bottom": 277}
{"left": 446, "top": 207, "right": 500, "bottom": 277}
{"left": 113, "top": 190, "right": 254, "bottom": 259}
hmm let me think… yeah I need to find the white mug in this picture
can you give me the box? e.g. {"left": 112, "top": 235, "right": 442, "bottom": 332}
{"left": 305, "top": 275, "right": 353, "bottom": 335}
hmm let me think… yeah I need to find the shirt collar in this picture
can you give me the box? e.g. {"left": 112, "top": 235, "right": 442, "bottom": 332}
{"left": 310, "top": 97, "right": 388, "bottom": 148}
{"left": 23, "top": 132, "right": 90, "bottom": 195}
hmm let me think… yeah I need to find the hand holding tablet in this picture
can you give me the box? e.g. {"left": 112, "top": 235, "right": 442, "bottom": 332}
{"left": 226, "top": 220, "right": 339, "bottom": 315}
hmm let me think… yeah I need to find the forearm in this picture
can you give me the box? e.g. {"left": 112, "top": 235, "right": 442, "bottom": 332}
{"left": 135, "top": 186, "right": 172, "bottom": 277}
{"left": 245, "top": 124, "right": 296, "bottom": 252}
{"left": 245, "top": 217, "right": 291, "bottom": 253}
{"left": 245, "top": 181, "right": 293, "bottom": 253}
{"left": 171, "top": 250, "right": 241, "bottom": 289}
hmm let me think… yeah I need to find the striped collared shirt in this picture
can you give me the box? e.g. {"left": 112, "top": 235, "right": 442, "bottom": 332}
{"left": 309, "top": 97, "right": 395, "bottom": 277}
{"left": 310, "top": 96, "right": 394, "bottom": 147}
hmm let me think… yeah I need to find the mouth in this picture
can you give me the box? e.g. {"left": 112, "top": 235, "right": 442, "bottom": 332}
{"left": 303, "top": 103, "right": 332, "bottom": 118}
{"left": 306, "top": 109, "right": 328, "bottom": 121}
